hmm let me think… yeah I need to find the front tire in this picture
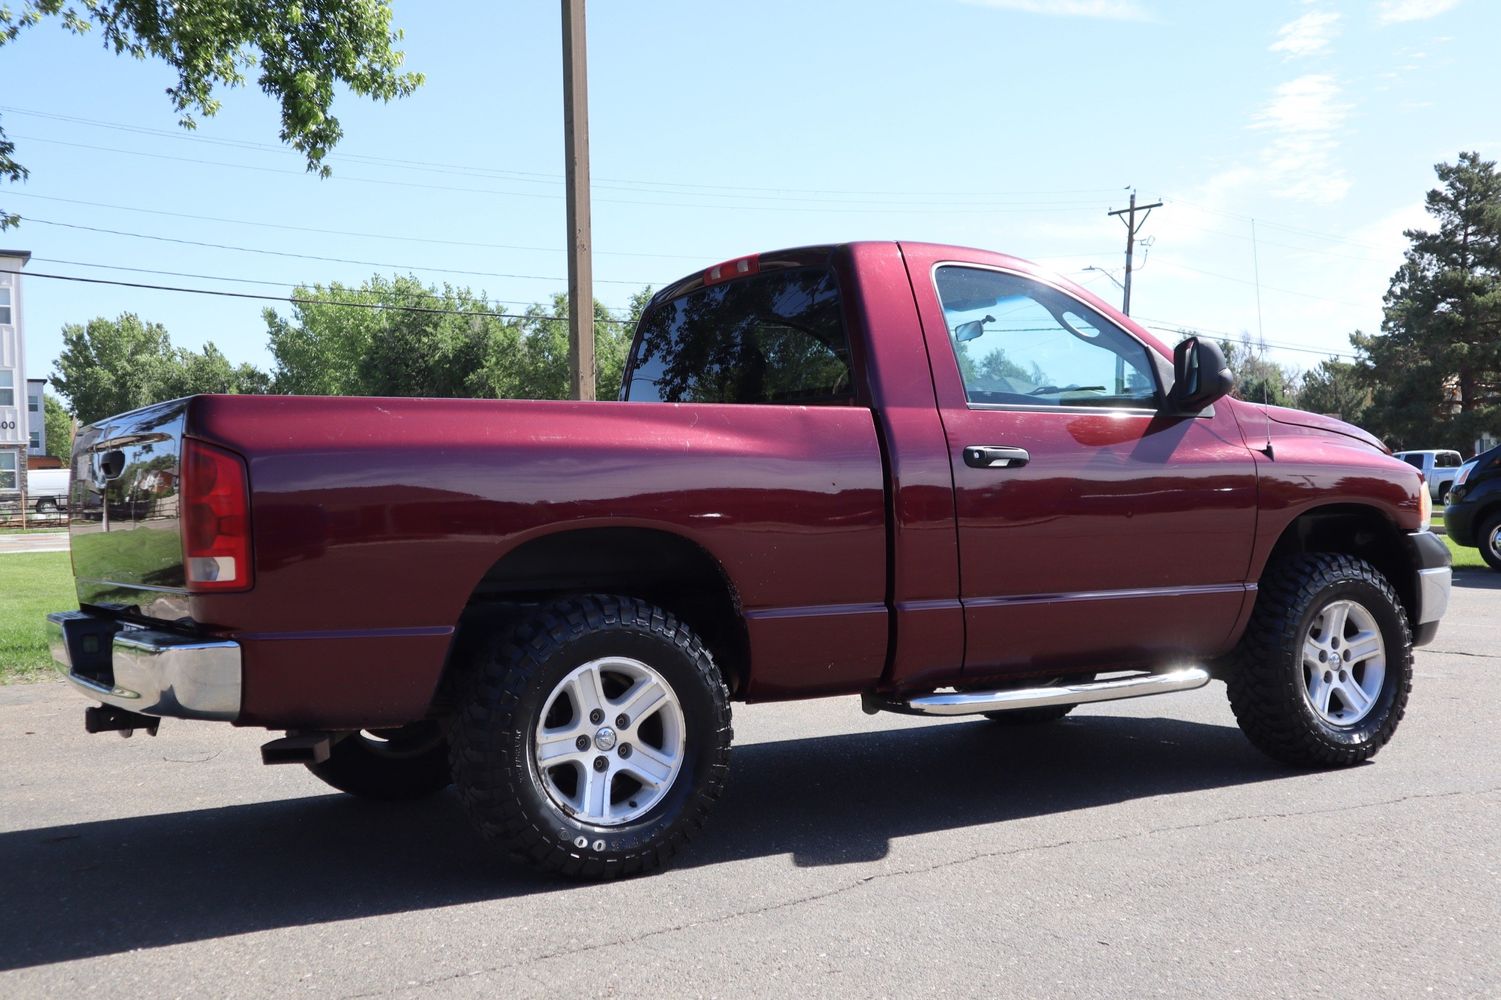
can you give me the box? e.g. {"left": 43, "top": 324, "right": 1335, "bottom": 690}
{"left": 1227, "top": 553, "right": 1412, "bottom": 768}
{"left": 448, "top": 595, "right": 732, "bottom": 879}
{"left": 1478, "top": 511, "right": 1501, "bottom": 572}
{"left": 305, "top": 722, "right": 451, "bottom": 800}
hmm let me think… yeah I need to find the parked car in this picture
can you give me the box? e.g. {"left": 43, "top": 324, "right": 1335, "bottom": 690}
{"left": 1393, "top": 450, "right": 1466, "bottom": 502}
{"left": 26, "top": 467, "right": 69, "bottom": 512}
{"left": 1443, "top": 442, "right": 1501, "bottom": 571}
{"left": 46, "top": 242, "right": 1451, "bottom": 879}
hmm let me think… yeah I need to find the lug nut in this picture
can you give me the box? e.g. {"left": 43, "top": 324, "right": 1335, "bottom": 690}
{"left": 593, "top": 755, "right": 609, "bottom": 772}
{"left": 575, "top": 735, "right": 590, "bottom": 751}
{"left": 618, "top": 743, "right": 633, "bottom": 758}
{"left": 1318, "top": 651, "right": 1327, "bottom": 662}
{"left": 589, "top": 709, "right": 605, "bottom": 725}
{"left": 1323, "top": 671, "right": 1333, "bottom": 683}
{"left": 616, "top": 714, "right": 630, "bottom": 729}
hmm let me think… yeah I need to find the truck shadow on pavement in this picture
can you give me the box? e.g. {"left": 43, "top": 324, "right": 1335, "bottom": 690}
{"left": 1452, "top": 568, "right": 1501, "bottom": 590}
{"left": 0, "top": 713, "right": 1292, "bottom": 969}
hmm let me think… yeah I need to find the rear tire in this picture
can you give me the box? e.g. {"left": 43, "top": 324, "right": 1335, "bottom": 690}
{"left": 305, "top": 722, "right": 451, "bottom": 800}
{"left": 1226, "top": 553, "right": 1412, "bottom": 768}
{"left": 447, "top": 595, "right": 732, "bottom": 880}
{"left": 1479, "top": 512, "right": 1501, "bottom": 572}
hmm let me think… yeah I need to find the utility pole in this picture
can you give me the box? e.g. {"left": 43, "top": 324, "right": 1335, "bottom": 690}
{"left": 1107, "top": 190, "right": 1161, "bottom": 316}
{"left": 562, "top": 0, "right": 595, "bottom": 400}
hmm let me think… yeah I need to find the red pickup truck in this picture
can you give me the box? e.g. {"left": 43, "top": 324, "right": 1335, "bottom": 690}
{"left": 49, "top": 242, "right": 1450, "bottom": 879}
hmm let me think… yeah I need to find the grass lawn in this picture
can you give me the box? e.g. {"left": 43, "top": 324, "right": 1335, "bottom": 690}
{"left": 1441, "top": 532, "right": 1488, "bottom": 570}
{"left": 0, "top": 552, "right": 74, "bottom": 683}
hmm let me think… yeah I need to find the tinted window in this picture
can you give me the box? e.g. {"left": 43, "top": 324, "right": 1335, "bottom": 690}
{"left": 1399, "top": 454, "right": 1425, "bottom": 470}
{"left": 934, "top": 267, "right": 1159, "bottom": 408}
{"left": 624, "top": 268, "right": 852, "bottom": 405}
{"left": 1436, "top": 451, "right": 1463, "bottom": 468}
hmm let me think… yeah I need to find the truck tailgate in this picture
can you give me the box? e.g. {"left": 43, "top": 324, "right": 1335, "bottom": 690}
{"left": 69, "top": 398, "right": 190, "bottom": 620}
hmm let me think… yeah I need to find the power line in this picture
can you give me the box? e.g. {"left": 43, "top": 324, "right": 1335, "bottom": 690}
{"left": 8, "top": 134, "right": 1115, "bottom": 215}
{"left": 0, "top": 103, "right": 1128, "bottom": 201}
{"left": 28, "top": 256, "right": 635, "bottom": 318}
{"left": 0, "top": 191, "right": 710, "bottom": 261}
{"left": 21, "top": 217, "right": 661, "bottom": 285}
{"left": 2, "top": 268, "right": 637, "bottom": 324}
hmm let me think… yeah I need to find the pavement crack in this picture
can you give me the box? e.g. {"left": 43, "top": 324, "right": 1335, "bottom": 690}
{"left": 1425, "top": 649, "right": 1501, "bottom": 659}
{"left": 336, "top": 784, "right": 1498, "bottom": 1000}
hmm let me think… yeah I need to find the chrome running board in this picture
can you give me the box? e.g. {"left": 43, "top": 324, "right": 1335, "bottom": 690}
{"left": 862, "top": 667, "right": 1211, "bottom": 718}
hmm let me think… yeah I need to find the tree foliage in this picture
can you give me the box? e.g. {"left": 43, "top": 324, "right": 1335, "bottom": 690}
{"left": 1354, "top": 152, "right": 1501, "bottom": 450}
{"left": 43, "top": 392, "right": 72, "bottom": 462}
{"left": 1297, "top": 356, "right": 1371, "bottom": 424}
{"left": 0, "top": 0, "right": 422, "bottom": 227}
{"left": 1211, "top": 335, "right": 1302, "bottom": 408}
{"left": 51, "top": 312, "right": 266, "bottom": 424}
{"left": 266, "top": 274, "right": 645, "bottom": 401}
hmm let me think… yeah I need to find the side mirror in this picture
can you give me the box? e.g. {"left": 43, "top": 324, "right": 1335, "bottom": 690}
{"left": 1167, "top": 337, "right": 1233, "bottom": 414}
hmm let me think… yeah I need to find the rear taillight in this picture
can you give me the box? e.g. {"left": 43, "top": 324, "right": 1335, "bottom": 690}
{"left": 181, "top": 438, "right": 252, "bottom": 592}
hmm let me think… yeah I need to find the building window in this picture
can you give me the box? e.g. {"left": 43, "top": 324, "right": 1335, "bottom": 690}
{"left": 28, "top": 393, "right": 39, "bottom": 412}
{"left": 0, "top": 370, "right": 13, "bottom": 407}
{"left": 30, "top": 431, "right": 41, "bottom": 450}
{"left": 0, "top": 287, "right": 10, "bottom": 325}
{"left": 0, "top": 451, "right": 15, "bottom": 490}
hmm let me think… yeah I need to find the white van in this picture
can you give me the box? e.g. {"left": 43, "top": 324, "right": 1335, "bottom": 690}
{"left": 26, "top": 468, "right": 70, "bottom": 512}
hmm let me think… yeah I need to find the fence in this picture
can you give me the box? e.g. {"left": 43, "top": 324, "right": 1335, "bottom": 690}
{"left": 0, "top": 496, "right": 70, "bottom": 530}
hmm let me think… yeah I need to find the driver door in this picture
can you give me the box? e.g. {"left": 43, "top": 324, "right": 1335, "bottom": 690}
{"left": 903, "top": 247, "right": 1258, "bottom": 677}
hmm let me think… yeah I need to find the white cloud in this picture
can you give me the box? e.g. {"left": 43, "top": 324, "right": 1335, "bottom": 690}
{"left": 1271, "top": 10, "right": 1341, "bottom": 58}
{"left": 1376, "top": 0, "right": 1462, "bottom": 24}
{"left": 959, "top": 0, "right": 1152, "bottom": 20}
{"left": 1249, "top": 74, "right": 1353, "bottom": 201}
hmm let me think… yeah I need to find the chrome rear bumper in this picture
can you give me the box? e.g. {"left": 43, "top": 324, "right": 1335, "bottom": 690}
{"left": 47, "top": 610, "right": 241, "bottom": 721}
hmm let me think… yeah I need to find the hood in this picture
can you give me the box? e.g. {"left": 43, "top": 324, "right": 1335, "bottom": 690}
{"left": 1261, "top": 404, "right": 1388, "bottom": 453}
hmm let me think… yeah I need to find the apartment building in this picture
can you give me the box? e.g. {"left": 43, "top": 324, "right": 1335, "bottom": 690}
{"left": 0, "top": 249, "right": 30, "bottom": 502}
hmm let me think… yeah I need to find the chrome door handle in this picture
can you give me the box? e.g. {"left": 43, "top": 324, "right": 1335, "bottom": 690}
{"left": 963, "top": 445, "right": 1030, "bottom": 469}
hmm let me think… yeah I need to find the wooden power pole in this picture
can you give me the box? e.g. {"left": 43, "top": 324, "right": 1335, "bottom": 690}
{"left": 1108, "top": 190, "right": 1161, "bottom": 316}
{"left": 562, "top": 0, "right": 595, "bottom": 400}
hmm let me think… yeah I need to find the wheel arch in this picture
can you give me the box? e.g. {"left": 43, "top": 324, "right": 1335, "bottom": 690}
{"left": 435, "top": 526, "right": 750, "bottom": 710}
{"left": 1257, "top": 503, "right": 1420, "bottom": 627}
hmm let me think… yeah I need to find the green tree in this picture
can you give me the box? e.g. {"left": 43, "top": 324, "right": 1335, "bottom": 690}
{"left": 1214, "top": 334, "right": 1301, "bottom": 408}
{"left": 1297, "top": 356, "right": 1371, "bottom": 424}
{"left": 51, "top": 312, "right": 267, "bottom": 424}
{"left": 42, "top": 392, "right": 72, "bottom": 462}
{"left": 1353, "top": 152, "right": 1501, "bottom": 449}
{"left": 267, "top": 275, "right": 520, "bottom": 398}
{"left": 0, "top": 1, "right": 421, "bottom": 228}
{"left": 268, "top": 275, "right": 646, "bottom": 401}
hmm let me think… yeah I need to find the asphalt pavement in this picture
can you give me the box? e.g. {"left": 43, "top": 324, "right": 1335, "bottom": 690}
{"left": 0, "top": 531, "right": 69, "bottom": 554}
{"left": 1, "top": 573, "right": 1497, "bottom": 998}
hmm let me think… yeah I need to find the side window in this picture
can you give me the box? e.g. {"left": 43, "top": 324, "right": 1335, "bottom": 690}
{"left": 1400, "top": 454, "right": 1425, "bottom": 470}
{"left": 1436, "top": 452, "right": 1462, "bottom": 468}
{"left": 625, "top": 268, "right": 852, "bottom": 405}
{"left": 934, "top": 267, "right": 1159, "bottom": 408}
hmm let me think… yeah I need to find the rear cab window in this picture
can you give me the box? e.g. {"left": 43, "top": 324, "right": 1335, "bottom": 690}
{"left": 623, "top": 267, "right": 854, "bottom": 405}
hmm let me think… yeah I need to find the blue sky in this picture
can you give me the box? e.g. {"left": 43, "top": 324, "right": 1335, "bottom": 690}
{"left": 0, "top": 0, "right": 1495, "bottom": 386}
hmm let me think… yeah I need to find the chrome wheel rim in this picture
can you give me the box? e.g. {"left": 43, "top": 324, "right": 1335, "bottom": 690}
{"left": 1488, "top": 523, "right": 1501, "bottom": 560}
{"left": 533, "top": 657, "right": 685, "bottom": 826}
{"left": 1301, "top": 599, "right": 1386, "bottom": 726}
